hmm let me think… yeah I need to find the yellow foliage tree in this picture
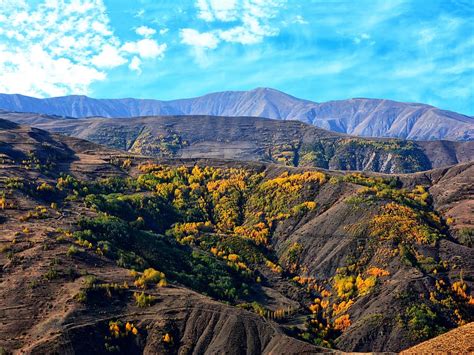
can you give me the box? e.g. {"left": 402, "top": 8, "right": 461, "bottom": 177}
{"left": 367, "top": 267, "right": 390, "bottom": 277}
{"left": 163, "top": 333, "right": 173, "bottom": 344}
{"left": 334, "top": 314, "right": 351, "bottom": 331}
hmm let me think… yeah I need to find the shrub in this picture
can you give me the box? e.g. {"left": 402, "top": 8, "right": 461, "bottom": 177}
{"left": 457, "top": 228, "right": 473, "bottom": 247}
{"left": 401, "top": 303, "right": 446, "bottom": 341}
{"left": 75, "top": 276, "right": 128, "bottom": 304}
{"left": 266, "top": 260, "right": 283, "bottom": 273}
{"left": 356, "top": 275, "right": 377, "bottom": 296}
{"left": 44, "top": 267, "right": 59, "bottom": 281}
{"left": 162, "top": 333, "right": 173, "bottom": 344}
{"left": 133, "top": 291, "right": 156, "bottom": 307}
{"left": 285, "top": 242, "right": 302, "bottom": 272}
{"left": 133, "top": 268, "right": 166, "bottom": 288}
{"left": 67, "top": 245, "right": 79, "bottom": 256}
{"left": 367, "top": 267, "right": 390, "bottom": 277}
{"left": 105, "top": 320, "right": 140, "bottom": 352}
{"left": 332, "top": 300, "right": 354, "bottom": 315}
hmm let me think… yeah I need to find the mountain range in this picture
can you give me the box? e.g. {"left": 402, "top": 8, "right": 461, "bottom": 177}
{"left": 1, "top": 111, "right": 473, "bottom": 174}
{"left": 0, "top": 87, "right": 473, "bottom": 354}
{"left": 1, "top": 88, "right": 473, "bottom": 141}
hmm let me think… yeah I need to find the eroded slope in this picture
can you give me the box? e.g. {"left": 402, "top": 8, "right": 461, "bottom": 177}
{"left": 0, "top": 121, "right": 473, "bottom": 354}
{"left": 1, "top": 113, "right": 473, "bottom": 174}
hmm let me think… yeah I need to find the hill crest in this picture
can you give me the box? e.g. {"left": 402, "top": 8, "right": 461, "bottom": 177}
{"left": 1, "top": 88, "right": 473, "bottom": 141}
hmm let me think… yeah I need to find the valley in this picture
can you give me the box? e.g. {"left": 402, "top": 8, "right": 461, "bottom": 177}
{"left": 1, "top": 1, "right": 472, "bottom": 353}
{"left": 0, "top": 119, "right": 472, "bottom": 353}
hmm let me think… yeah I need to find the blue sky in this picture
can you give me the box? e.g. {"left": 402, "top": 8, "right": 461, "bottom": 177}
{"left": 0, "top": 0, "right": 473, "bottom": 115}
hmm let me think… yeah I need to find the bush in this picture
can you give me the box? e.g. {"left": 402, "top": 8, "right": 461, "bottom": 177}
{"left": 133, "top": 268, "right": 166, "bottom": 288}
{"left": 401, "top": 303, "right": 446, "bottom": 341}
{"left": 457, "top": 228, "right": 473, "bottom": 247}
{"left": 370, "top": 203, "right": 442, "bottom": 245}
{"left": 44, "top": 267, "right": 59, "bottom": 281}
{"left": 333, "top": 275, "right": 356, "bottom": 299}
{"left": 67, "top": 245, "right": 79, "bottom": 257}
{"left": 133, "top": 291, "right": 156, "bottom": 307}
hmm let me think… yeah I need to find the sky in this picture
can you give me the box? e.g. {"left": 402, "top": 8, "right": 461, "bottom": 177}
{"left": 0, "top": 0, "right": 473, "bottom": 115}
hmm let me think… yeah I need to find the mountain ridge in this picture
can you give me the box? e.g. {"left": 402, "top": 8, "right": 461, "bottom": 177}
{"left": 1, "top": 88, "right": 473, "bottom": 141}
{"left": 1, "top": 111, "right": 473, "bottom": 174}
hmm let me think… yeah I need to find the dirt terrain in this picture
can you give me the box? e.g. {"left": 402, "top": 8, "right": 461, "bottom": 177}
{"left": 401, "top": 321, "right": 474, "bottom": 353}
{"left": 0, "top": 119, "right": 473, "bottom": 354}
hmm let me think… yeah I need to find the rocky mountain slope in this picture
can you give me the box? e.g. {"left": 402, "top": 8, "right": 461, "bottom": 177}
{"left": 1, "top": 111, "right": 473, "bottom": 174}
{"left": 1, "top": 88, "right": 473, "bottom": 141}
{"left": 0, "top": 120, "right": 473, "bottom": 353}
{"left": 401, "top": 322, "right": 473, "bottom": 354}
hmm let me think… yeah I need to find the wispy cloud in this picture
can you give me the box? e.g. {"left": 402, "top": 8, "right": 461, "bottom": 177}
{"left": 196, "top": 0, "right": 240, "bottom": 22}
{"left": 292, "top": 15, "right": 308, "bottom": 25}
{"left": 135, "top": 25, "right": 157, "bottom": 38}
{"left": 180, "top": 0, "right": 286, "bottom": 56}
{"left": 180, "top": 29, "right": 219, "bottom": 49}
{"left": 134, "top": 9, "right": 145, "bottom": 18}
{"left": 0, "top": 0, "right": 167, "bottom": 96}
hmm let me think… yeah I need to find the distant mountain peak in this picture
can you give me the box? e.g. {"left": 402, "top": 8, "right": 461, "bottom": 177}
{"left": 0, "top": 89, "right": 472, "bottom": 141}
{"left": 251, "top": 87, "right": 284, "bottom": 93}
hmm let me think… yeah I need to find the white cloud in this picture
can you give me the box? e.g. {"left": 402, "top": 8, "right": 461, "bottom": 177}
{"left": 180, "top": 28, "right": 219, "bottom": 49}
{"left": 136, "top": 25, "right": 156, "bottom": 38}
{"left": 293, "top": 15, "right": 308, "bottom": 25}
{"left": 129, "top": 56, "right": 142, "bottom": 73}
{"left": 91, "top": 44, "right": 127, "bottom": 68}
{"left": 134, "top": 9, "right": 145, "bottom": 18}
{"left": 196, "top": 0, "right": 239, "bottom": 22}
{"left": 0, "top": 43, "right": 105, "bottom": 97}
{"left": 183, "top": 0, "right": 286, "bottom": 50}
{"left": 354, "top": 33, "right": 371, "bottom": 44}
{"left": 92, "top": 20, "right": 112, "bottom": 36}
{"left": 121, "top": 39, "right": 167, "bottom": 59}
{"left": 160, "top": 28, "right": 169, "bottom": 35}
{"left": 0, "top": 0, "right": 167, "bottom": 97}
